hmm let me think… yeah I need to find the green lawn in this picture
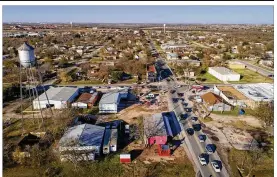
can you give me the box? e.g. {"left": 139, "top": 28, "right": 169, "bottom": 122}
{"left": 230, "top": 69, "right": 273, "bottom": 83}
{"left": 59, "top": 80, "right": 103, "bottom": 85}
{"left": 212, "top": 107, "right": 254, "bottom": 116}
{"left": 198, "top": 72, "right": 222, "bottom": 84}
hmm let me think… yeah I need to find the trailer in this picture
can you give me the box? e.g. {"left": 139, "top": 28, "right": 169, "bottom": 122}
{"left": 110, "top": 129, "right": 118, "bottom": 152}
{"left": 103, "top": 127, "right": 111, "bottom": 154}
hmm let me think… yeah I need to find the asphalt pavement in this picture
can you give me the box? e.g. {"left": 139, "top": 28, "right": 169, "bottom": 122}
{"left": 150, "top": 38, "right": 229, "bottom": 177}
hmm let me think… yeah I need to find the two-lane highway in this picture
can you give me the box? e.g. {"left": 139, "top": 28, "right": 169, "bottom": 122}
{"left": 149, "top": 38, "right": 229, "bottom": 177}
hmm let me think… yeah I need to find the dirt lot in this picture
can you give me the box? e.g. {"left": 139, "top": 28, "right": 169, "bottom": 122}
{"left": 202, "top": 113, "right": 264, "bottom": 150}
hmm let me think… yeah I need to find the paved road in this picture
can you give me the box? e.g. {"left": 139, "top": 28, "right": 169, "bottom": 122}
{"left": 235, "top": 59, "right": 274, "bottom": 78}
{"left": 149, "top": 39, "right": 229, "bottom": 177}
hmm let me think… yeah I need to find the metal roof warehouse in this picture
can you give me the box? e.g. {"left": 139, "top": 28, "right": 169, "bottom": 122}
{"left": 33, "top": 87, "right": 79, "bottom": 109}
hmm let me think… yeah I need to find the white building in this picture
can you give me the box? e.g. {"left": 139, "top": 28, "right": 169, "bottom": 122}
{"left": 59, "top": 124, "right": 105, "bottom": 162}
{"left": 233, "top": 83, "right": 274, "bottom": 102}
{"left": 99, "top": 89, "right": 128, "bottom": 113}
{"left": 167, "top": 53, "right": 178, "bottom": 60}
{"left": 208, "top": 67, "right": 240, "bottom": 82}
{"left": 33, "top": 87, "right": 79, "bottom": 109}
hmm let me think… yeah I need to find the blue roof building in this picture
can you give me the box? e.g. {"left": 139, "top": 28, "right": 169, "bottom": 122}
{"left": 59, "top": 124, "right": 105, "bottom": 161}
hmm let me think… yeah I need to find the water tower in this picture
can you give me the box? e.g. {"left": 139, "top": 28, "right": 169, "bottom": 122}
{"left": 163, "top": 24, "right": 166, "bottom": 34}
{"left": 18, "top": 42, "right": 36, "bottom": 68}
{"left": 18, "top": 42, "right": 53, "bottom": 132}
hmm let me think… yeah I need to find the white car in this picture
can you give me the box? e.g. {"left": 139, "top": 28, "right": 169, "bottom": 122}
{"left": 198, "top": 153, "right": 207, "bottom": 166}
{"left": 211, "top": 160, "right": 221, "bottom": 172}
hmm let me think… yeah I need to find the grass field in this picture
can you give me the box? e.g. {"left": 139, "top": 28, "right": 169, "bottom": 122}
{"left": 228, "top": 147, "right": 274, "bottom": 177}
{"left": 198, "top": 72, "right": 223, "bottom": 84}
{"left": 212, "top": 107, "right": 254, "bottom": 116}
{"left": 230, "top": 69, "right": 273, "bottom": 83}
{"left": 59, "top": 80, "right": 103, "bottom": 85}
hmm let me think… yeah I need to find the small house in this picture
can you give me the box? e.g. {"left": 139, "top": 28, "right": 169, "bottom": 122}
{"left": 72, "top": 92, "right": 100, "bottom": 109}
{"left": 201, "top": 92, "right": 232, "bottom": 111}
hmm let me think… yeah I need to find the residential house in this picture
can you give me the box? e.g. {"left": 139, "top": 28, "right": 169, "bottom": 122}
{"left": 231, "top": 46, "right": 239, "bottom": 54}
{"left": 147, "top": 64, "right": 157, "bottom": 83}
{"left": 72, "top": 92, "right": 100, "bottom": 109}
{"left": 167, "top": 53, "right": 178, "bottom": 60}
{"left": 103, "top": 61, "right": 115, "bottom": 66}
{"left": 201, "top": 92, "right": 232, "bottom": 111}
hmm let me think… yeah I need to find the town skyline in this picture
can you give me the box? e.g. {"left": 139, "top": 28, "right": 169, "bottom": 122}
{"left": 3, "top": 5, "right": 274, "bottom": 24}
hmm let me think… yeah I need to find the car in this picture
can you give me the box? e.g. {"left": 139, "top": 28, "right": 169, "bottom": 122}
{"left": 180, "top": 113, "right": 187, "bottom": 120}
{"left": 172, "top": 98, "right": 178, "bottom": 103}
{"left": 205, "top": 144, "right": 214, "bottom": 154}
{"left": 182, "top": 102, "right": 188, "bottom": 107}
{"left": 211, "top": 160, "right": 221, "bottom": 172}
{"left": 185, "top": 108, "right": 192, "bottom": 112}
{"left": 192, "top": 124, "right": 201, "bottom": 131}
{"left": 198, "top": 135, "right": 206, "bottom": 143}
{"left": 177, "top": 93, "right": 184, "bottom": 97}
{"left": 107, "top": 86, "right": 111, "bottom": 89}
{"left": 186, "top": 128, "right": 194, "bottom": 135}
{"left": 198, "top": 153, "right": 208, "bottom": 166}
{"left": 191, "top": 117, "right": 198, "bottom": 123}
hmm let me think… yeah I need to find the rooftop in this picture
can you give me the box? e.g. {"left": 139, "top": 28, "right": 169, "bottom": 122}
{"left": 34, "top": 87, "right": 79, "bottom": 101}
{"left": 148, "top": 65, "right": 156, "bottom": 73}
{"left": 76, "top": 93, "right": 93, "bottom": 103}
{"left": 209, "top": 67, "right": 240, "bottom": 75}
{"left": 59, "top": 124, "right": 105, "bottom": 147}
{"left": 201, "top": 92, "right": 224, "bottom": 105}
{"left": 233, "top": 83, "right": 274, "bottom": 102}
{"left": 18, "top": 42, "right": 34, "bottom": 51}
{"left": 99, "top": 89, "right": 128, "bottom": 104}
{"left": 217, "top": 86, "right": 247, "bottom": 100}
{"left": 144, "top": 113, "right": 167, "bottom": 137}
{"left": 167, "top": 53, "right": 178, "bottom": 58}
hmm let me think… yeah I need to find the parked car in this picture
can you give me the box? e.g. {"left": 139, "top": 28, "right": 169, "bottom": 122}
{"left": 211, "top": 160, "right": 221, "bottom": 172}
{"left": 198, "top": 135, "right": 206, "bottom": 143}
{"left": 198, "top": 153, "right": 208, "bottom": 166}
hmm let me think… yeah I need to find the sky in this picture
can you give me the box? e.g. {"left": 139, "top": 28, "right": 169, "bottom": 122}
{"left": 2, "top": 6, "right": 274, "bottom": 24}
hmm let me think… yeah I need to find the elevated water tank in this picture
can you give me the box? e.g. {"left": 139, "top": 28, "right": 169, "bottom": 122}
{"left": 18, "top": 42, "right": 35, "bottom": 68}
